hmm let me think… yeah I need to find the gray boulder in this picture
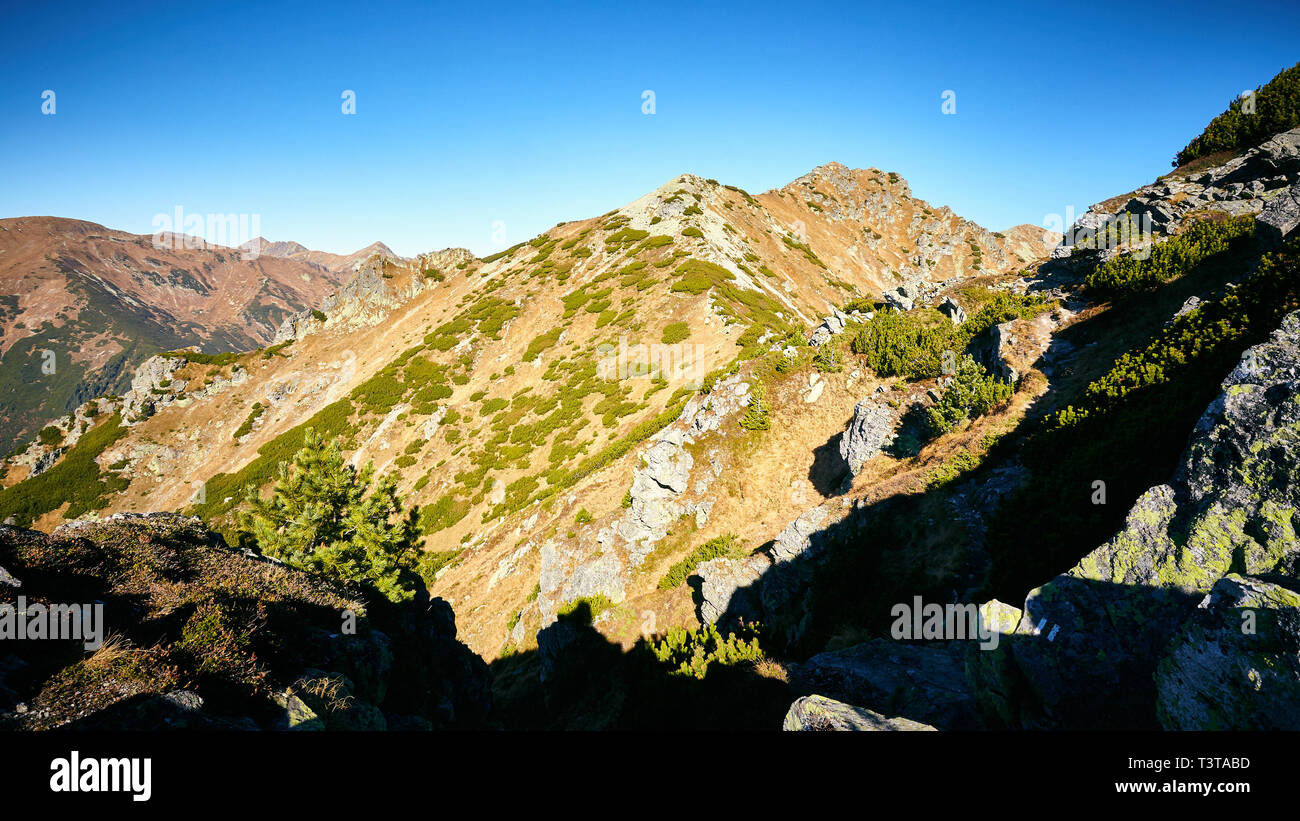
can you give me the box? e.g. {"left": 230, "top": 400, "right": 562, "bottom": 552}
{"left": 838, "top": 399, "right": 897, "bottom": 476}
{"left": 1156, "top": 574, "right": 1300, "bottom": 730}
{"left": 1258, "top": 182, "right": 1300, "bottom": 246}
{"left": 783, "top": 694, "right": 938, "bottom": 731}
{"left": 938, "top": 296, "right": 967, "bottom": 325}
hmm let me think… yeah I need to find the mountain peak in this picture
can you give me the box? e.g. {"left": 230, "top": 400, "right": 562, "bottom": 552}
{"left": 356, "top": 241, "right": 397, "bottom": 258}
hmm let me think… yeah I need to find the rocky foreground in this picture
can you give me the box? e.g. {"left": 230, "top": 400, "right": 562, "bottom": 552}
{"left": 787, "top": 307, "right": 1300, "bottom": 731}
{"left": 0, "top": 514, "right": 489, "bottom": 730}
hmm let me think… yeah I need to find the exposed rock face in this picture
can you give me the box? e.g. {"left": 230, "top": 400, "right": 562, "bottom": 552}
{"left": 770, "top": 504, "right": 832, "bottom": 564}
{"left": 696, "top": 554, "right": 770, "bottom": 625}
{"left": 28, "top": 447, "right": 63, "bottom": 477}
{"left": 838, "top": 399, "right": 897, "bottom": 476}
{"left": 415, "top": 247, "right": 475, "bottom": 274}
{"left": 972, "top": 309, "right": 1300, "bottom": 729}
{"left": 538, "top": 540, "right": 625, "bottom": 627}
{"left": 1259, "top": 181, "right": 1300, "bottom": 246}
{"left": 1155, "top": 574, "right": 1300, "bottom": 730}
{"left": 120, "top": 354, "right": 188, "bottom": 424}
{"left": 319, "top": 255, "right": 440, "bottom": 330}
{"left": 760, "top": 504, "right": 838, "bottom": 645}
{"left": 614, "top": 437, "right": 693, "bottom": 560}
{"left": 273, "top": 308, "right": 323, "bottom": 343}
{"left": 783, "top": 694, "right": 937, "bottom": 731}
{"left": 608, "top": 374, "right": 748, "bottom": 558}
{"left": 789, "top": 640, "right": 980, "bottom": 729}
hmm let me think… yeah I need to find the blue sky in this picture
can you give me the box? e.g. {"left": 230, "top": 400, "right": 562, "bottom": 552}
{"left": 2, "top": 0, "right": 1297, "bottom": 257}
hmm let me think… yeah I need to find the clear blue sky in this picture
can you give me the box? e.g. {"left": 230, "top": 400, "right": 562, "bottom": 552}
{"left": 2, "top": 0, "right": 1297, "bottom": 257}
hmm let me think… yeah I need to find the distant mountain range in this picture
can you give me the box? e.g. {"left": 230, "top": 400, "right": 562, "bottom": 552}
{"left": 240, "top": 237, "right": 402, "bottom": 275}
{"left": 0, "top": 217, "right": 394, "bottom": 445}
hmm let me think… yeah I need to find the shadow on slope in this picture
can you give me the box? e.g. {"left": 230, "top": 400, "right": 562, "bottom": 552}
{"left": 489, "top": 601, "right": 793, "bottom": 731}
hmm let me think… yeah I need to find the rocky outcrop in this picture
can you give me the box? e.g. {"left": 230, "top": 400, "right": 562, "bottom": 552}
{"left": 808, "top": 308, "right": 852, "bottom": 347}
{"left": 783, "top": 694, "right": 937, "bottom": 731}
{"left": 1155, "top": 573, "right": 1300, "bottom": 730}
{"left": 971, "top": 309, "right": 1300, "bottom": 729}
{"left": 538, "top": 539, "right": 625, "bottom": 628}
{"left": 9, "top": 398, "right": 113, "bottom": 477}
{"left": 838, "top": 399, "right": 897, "bottom": 476}
{"left": 318, "top": 255, "right": 438, "bottom": 330}
{"left": 938, "top": 296, "right": 967, "bottom": 325}
{"left": 971, "top": 307, "right": 1069, "bottom": 387}
{"left": 760, "top": 504, "right": 837, "bottom": 645}
{"left": 1058, "top": 126, "right": 1300, "bottom": 254}
{"left": 696, "top": 554, "right": 770, "bottom": 625}
{"left": 770, "top": 504, "right": 832, "bottom": 564}
{"left": 1259, "top": 181, "right": 1300, "bottom": 246}
{"left": 120, "top": 354, "right": 188, "bottom": 424}
{"left": 883, "top": 283, "right": 917, "bottom": 311}
{"left": 273, "top": 308, "right": 323, "bottom": 343}
{"left": 608, "top": 374, "right": 748, "bottom": 557}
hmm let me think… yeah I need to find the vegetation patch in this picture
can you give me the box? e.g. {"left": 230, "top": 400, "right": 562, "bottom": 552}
{"left": 0, "top": 413, "right": 129, "bottom": 526}
{"left": 657, "top": 533, "right": 746, "bottom": 590}
{"left": 1174, "top": 61, "right": 1300, "bottom": 166}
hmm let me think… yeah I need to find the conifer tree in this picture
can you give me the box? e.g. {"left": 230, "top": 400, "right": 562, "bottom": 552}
{"left": 238, "top": 428, "right": 420, "bottom": 602}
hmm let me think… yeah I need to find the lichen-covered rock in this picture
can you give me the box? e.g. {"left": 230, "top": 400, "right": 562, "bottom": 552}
{"left": 783, "top": 694, "right": 937, "bottom": 731}
{"left": 838, "top": 400, "right": 897, "bottom": 476}
{"left": 979, "top": 309, "right": 1300, "bottom": 728}
{"left": 272, "top": 690, "right": 325, "bottom": 731}
{"left": 287, "top": 670, "right": 388, "bottom": 731}
{"left": 1155, "top": 574, "right": 1300, "bottom": 730}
